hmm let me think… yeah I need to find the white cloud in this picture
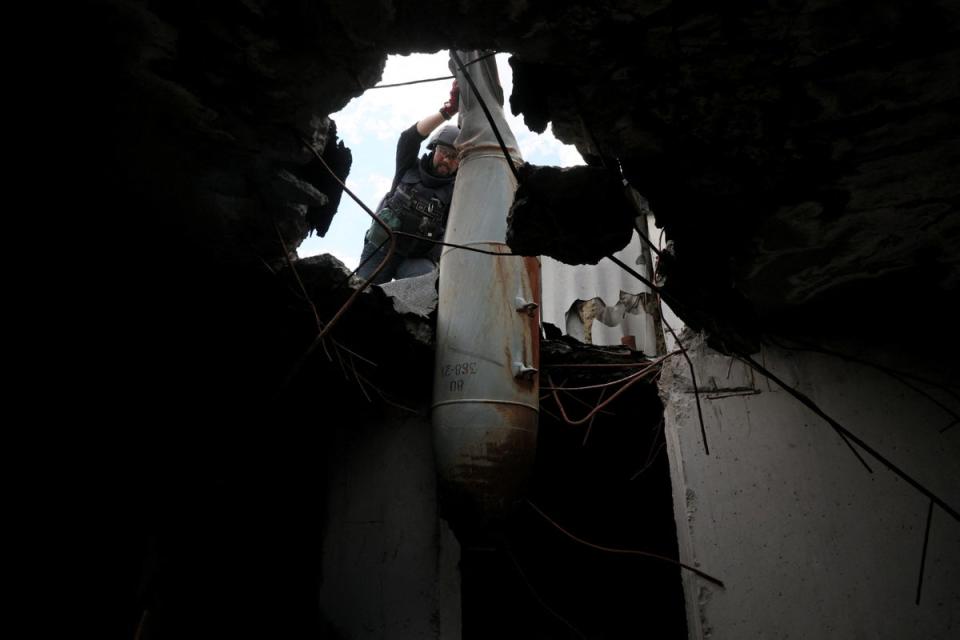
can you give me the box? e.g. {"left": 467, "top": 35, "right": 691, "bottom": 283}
{"left": 333, "top": 52, "right": 452, "bottom": 146}
{"left": 296, "top": 232, "right": 358, "bottom": 267}
{"left": 341, "top": 171, "right": 394, "bottom": 218}
{"left": 365, "top": 172, "right": 394, "bottom": 201}
{"left": 327, "top": 248, "right": 360, "bottom": 269}
{"left": 556, "top": 137, "right": 587, "bottom": 166}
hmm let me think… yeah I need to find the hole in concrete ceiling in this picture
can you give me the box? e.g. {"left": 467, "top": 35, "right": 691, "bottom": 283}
{"left": 298, "top": 50, "right": 585, "bottom": 273}
{"left": 72, "top": 4, "right": 960, "bottom": 638}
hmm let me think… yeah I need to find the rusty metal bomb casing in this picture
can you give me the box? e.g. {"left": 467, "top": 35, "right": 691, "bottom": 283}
{"left": 432, "top": 147, "right": 540, "bottom": 527}
{"left": 433, "top": 50, "right": 539, "bottom": 529}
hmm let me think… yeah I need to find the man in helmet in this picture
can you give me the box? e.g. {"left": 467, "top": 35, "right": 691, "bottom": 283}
{"left": 356, "top": 81, "right": 461, "bottom": 284}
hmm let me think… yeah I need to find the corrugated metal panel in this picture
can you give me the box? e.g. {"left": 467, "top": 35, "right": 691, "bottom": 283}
{"left": 541, "top": 227, "right": 660, "bottom": 355}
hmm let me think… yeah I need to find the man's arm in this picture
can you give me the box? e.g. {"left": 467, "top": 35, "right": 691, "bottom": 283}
{"left": 392, "top": 83, "right": 461, "bottom": 187}
{"left": 415, "top": 112, "right": 447, "bottom": 137}
{"left": 394, "top": 112, "right": 451, "bottom": 178}
{"left": 394, "top": 124, "right": 427, "bottom": 187}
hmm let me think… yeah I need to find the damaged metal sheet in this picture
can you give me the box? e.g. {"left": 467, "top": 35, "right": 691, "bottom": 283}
{"left": 565, "top": 290, "right": 656, "bottom": 345}
{"left": 541, "top": 225, "right": 661, "bottom": 354}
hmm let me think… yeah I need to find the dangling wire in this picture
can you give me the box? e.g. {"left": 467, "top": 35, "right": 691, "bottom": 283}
{"left": 368, "top": 51, "right": 498, "bottom": 89}
{"left": 546, "top": 357, "right": 666, "bottom": 426}
{"left": 767, "top": 335, "right": 960, "bottom": 432}
{"left": 605, "top": 255, "right": 664, "bottom": 294}
{"left": 915, "top": 499, "right": 935, "bottom": 604}
{"left": 528, "top": 501, "right": 725, "bottom": 588}
{"left": 576, "top": 106, "right": 663, "bottom": 260}
{"left": 658, "top": 301, "right": 711, "bottom": 456}
{"left": 277, "top": 139, "right": 399, "bottom": 389}
{"left": 502, "top": 543, "right": 589, "bottom": 639}
{"left": 740, "top": 353, "right": 960, "bottom": 523}
{"left": 369, "top": 75, "right": 455, "bottom": 89}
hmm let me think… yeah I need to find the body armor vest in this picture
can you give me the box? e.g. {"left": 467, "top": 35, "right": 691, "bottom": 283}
{"left": 368, "top": 158, "right": 455, "bottom": 258}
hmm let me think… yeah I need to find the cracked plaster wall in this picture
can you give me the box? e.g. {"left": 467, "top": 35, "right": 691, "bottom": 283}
{"left": 661, "top": 336, "right": 960, "bottom": 639}
{"left": 320, "top": 411, "right": 461, "bottom": 640}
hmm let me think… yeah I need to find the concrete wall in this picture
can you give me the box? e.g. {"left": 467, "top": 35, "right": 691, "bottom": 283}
{"left": 661, "top": 336, "right": 960, "bottom": 639}
{"left": 319, "top": 412, "right": 461, "bottom": 639}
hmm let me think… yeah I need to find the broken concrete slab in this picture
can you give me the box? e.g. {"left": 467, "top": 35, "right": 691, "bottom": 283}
{"left": 507, "top": 163, "right": 634, "bottom": 265}
{"left": 376, "top": 268, "right": 439, "bottom": 319}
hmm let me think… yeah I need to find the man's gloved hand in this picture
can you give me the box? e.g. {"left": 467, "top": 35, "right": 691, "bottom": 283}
{"left": 439, "top": 80, "right": 459, "bottom": 120}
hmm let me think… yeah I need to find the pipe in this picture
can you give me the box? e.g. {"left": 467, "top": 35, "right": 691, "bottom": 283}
{"left": 432, "top": 50, "right": 540, "bottom": 530}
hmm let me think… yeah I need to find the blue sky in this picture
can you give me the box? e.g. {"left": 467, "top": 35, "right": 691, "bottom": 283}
{"left": 298, "top": 51, "right": 585, "bottom": 267}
